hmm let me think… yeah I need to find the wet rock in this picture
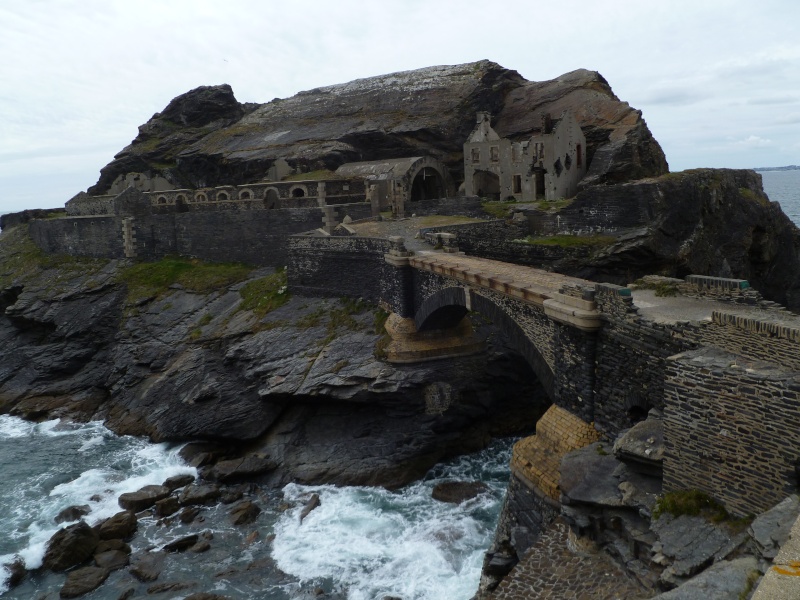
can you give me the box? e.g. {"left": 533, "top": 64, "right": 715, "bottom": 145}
{"left": 190, "top": 540, "right": 211, "bottom": 553}
{"left": 154, "top": 496, "right": 180, "bottom": 517}
{"left": 229, "top": 500, "right": 261, "bottom": 526}
{"left": 129, "top": 552, "right": 164, "bottom": 582}
{"left": 613, "top": 413, "right": 664, "bottom": 476}
{"left": 93, "top": 549, "right": 129, "bottom": 570}
{"left": 300, "top": 494, "right": 321, "bottom": 523}
{"left": 184, "top": 593, "right": 231, "bottom": 600}
{"left": 117, "top": 588, "right": 135, "bottom": 600}
{"left": 147, "top": 581, "right": 196, "bottom": 595}
{"left": 4, "top": 556, "right": 26, "bottom": 589}
{"left": 649, "top": 556, "right": 759, "bottom": 599}
{"left": 118, "top": 485, "right": 170, "bottom": 512}
{"left": 43, "top": 521, "right": 99, "bottom": 571}
{"left": 54, "top": 505, "right": 91, "bottom": 524}
{"left": 163, "top": 534, "right": 199, "bottom": 553}
{"left": 179, "top": 506, "right": 202, "bottom": 523}
{"left": 97, "top": 510, "right": 137, "bottom": 540}
{"left": 59, "top": 566, "right": 109, "bottom": 598}
{"left": 162, "top": 473, "right": 195, "bottom": 491}
{"left": 95, "top": 539, "right": 130, "bottom": 554}
{"left": 180, "top": 484, "right": 221, "bottom": 506}
{"left": 206, "top": 453, "right": 277, "bottom": 483}
{"left": 220, "top": 487, "right": 245, "bottom": 504}
{"left": 431, "top": 481, "right": 489, "bottom": 504}
{"left": 749, "top": 494, "right": 800, "bottom": 559}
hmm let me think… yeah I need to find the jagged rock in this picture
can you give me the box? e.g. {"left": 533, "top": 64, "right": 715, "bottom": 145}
{"left": 43, "top": 521, "right": 99, "bottom": 572}
{"left": 431, "top": 481, "right": 489, "bottom": 504}
{"left": 162, "top": 473, "right": 196, "bottom": 491}
{"left": 749, "top": 494, "right": 800, "bottom": 559}
{"left": 179, "top": 507, "right": 202, "bottom": 523}
{"left": 205, "top": 453, "right": 276, "bottom": 483}
{"left": 559, "top": 442, "right": 624, "bottom": 507}
{"left": 97, "top": 510, "right": 137, "bottom": 540}
{"left": 118, "top": 485, "right": 170, "bottom": 512}
{"left": 179, "top": 484, "right": 221, "bottom": 506}
{"left": 95, "top": 539, "right": 130, "bottom": 554}
{"left": 129, "top": 552, "right": 164, "bottom": 582}
{"left": 163, "top": 535, "right": 199, "bottom": 552}
{"left": 229, "top": 500, "right": 261, "bottom": 526}
{"left": 648, "top": 556, "right": 759, "bottom": 599}
{"left": 154, "top": 496, "right": 180, "bottom": 517}
{"left": 613, "top": 413, "right": 664, "bottom": 475}
{"left": 300, "top": 494, "right": 321, "bottom": 523}
{"left": 93, "top": 549, "right": 129, "bottom": 570}
{"left": 3, "top": 557, "right": 26, "bottom": 589}
{"left": 652, "top": 514, "right": 745, "bottom": 583}
{"left": 54, "top": 504, "right": 91, "bottom": 524}
{"left": 59, "top": 566, "right": 109, "bottom": 598}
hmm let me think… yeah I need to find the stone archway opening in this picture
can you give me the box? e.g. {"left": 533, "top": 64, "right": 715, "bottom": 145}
{"left": 291, "top": 187, "right": 306, "bottom": 198}
{"left": 473, "top": 170, "right": 500, "bottom": 200}
{"left": 410, "top": 167, "right": 445, "bottom": 201}
{"left": 264, "top": 189, "right": 279, "bottom": 209}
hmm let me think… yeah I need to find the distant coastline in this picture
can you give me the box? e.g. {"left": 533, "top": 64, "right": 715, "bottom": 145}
{"left": 754, "top": 165, "right": 800, "bottom": 171}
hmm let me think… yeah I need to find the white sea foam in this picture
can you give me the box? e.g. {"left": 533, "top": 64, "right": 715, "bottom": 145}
{"left": 0, "top": 416, "right": 195, "bottom": 580}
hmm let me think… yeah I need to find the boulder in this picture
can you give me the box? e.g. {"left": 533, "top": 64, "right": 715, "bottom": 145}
{"left": 749, "top": 494, "right": 800, "bottom": 559}
{"left": 155, "top": 496, "right": 180, "bottom": 517}
{"left": 179, "top": 506, "right": 202, "bottom": 523}
{"left": 649, "top": 556, "right": 759, "bottom": 599}
{"left": 93, "top": 549, "right": 129, "bottom": 570}
{"left": 118, "top": 485, "right": 171, "bottom": 512}
{"left": 299, "top": 494, "right": 321, "bottom": 523}
{"left": 129, "top": 552, "right": 164, "bottom": 582}
{"left": 205, "top": 453, "right": 276, "bottom": 483}
{"left": 59, "top": 566, "right": 109, "bottom": 598}
{"left": 179, "top": 484, "right": 221, "bottom": 506}
{"left": 559, "top": 443, "right": 624, "bottom": 507}
{"left": 147, "top": 581, "right": 196, "bottom": 595}
{"left": 162, "top": 473, "right": 196, "bottom": 491}
{"left": 43, "top": 521, "right": 99, "bottom": 572}
{"left": 229, "top": 500, "right": 261, "bottom": 526}
{"left": 431, "top": 481, "right": 489, "bottom": 504}
{"left": 3, "top": 556, "right": 26, "bottom": 589}
{"left": 95, "top": 539, "right": 130, "bottom": 554}
{"left": 163, "top": 534, "right": 199, "bottom": 553}
{"left": 54, "top": 504, "right": 91, "bottom": 524}
{"left": 613, "top": 414, "right": 664, "bottom": 476}
{"left": 97, "top": 510, "right": 137, "bottom": 540}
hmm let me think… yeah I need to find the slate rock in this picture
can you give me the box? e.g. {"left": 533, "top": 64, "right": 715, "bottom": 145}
{"left": 97, "top": 510, "right": 137, "bottom": 540}
{"left": 154, "top": 496, "right": 180, "bottom": 517}
{"left": 164, "top": 534, "right": 199, "bottom": 553}
{"left": 652, "top": 514, "right": 738, "bottom": 580}
{"left": 613, "top": 415, "right": 664, "bottom": 475}
{"left": 206, "top": 453, "right": 276, "bottom": 483}
{"left": 179, "top": 484, "right": 221, "bottom": 506}
{"left": 431, "top": 481, "right": 489, "bottom": 504}
{"left": 118, "top": 485, "right": 171, "bottom": 512}
{"left": 129, "top": 552, "right": 164, "bottom": 582}
{"left": 59, "top": 566, "right": 109, "bottom": 598}
{"left": 749, "top": 494, "right": 800, "bottom": 559}
{"left": 93, "top": 549, "right": 129, "bottom": 571}
{"left": 54, "top": 504, "right": 91, "bottom": 524}
{"left": 649, "top": 556, "right": 759, "bottom": 599}
{"left": 229, "top": 500, "right": 261, "bottom": 526}
{"left": 43, "top": 521, "right": 99, "bottom": 572}
{"left": 162, "top": 473, "right": 196, "bottom": 491}
{"left": 559, "top": 442, "right": 624, "bottom": 507}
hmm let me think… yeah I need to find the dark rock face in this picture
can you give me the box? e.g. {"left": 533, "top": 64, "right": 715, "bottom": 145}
{"left": 87, "top": 62, "right": 666, "bottom": 195}
{"left": 54, "top": 504, "right": 91, "bottom": 524}
{"left": 205, "top": 454, "right": 276, "bottom": 483}
{"left": 59, "top": 566, "right": 109, "bottom": 598}
{"left": 43, "top": 521, "right": 99, "bottom": 572}
{"left": 432, "top": 481, "right": 490, "bottom": 504}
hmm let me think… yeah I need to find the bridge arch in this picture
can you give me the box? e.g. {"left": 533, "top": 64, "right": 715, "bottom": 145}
{"left": 413, "top": 286, "right": 555, "bottom": 400}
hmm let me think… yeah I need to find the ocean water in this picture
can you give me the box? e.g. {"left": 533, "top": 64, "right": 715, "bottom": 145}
{"left": 759, "top": 169, "right": 800, "bottom": 227}
{"left": 0, "top": 415, "right": 512, "bottom": 599}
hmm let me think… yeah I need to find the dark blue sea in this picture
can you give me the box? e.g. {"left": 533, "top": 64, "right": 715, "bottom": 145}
{"left": 759, "top": 169, "right": 800, "bottom": 227}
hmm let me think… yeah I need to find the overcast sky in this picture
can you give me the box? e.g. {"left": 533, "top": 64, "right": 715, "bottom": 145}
{"left": 1, "top": 0, "right": 798, "bottom": 214}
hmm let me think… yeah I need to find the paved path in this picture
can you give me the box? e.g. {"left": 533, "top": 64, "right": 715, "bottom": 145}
{"left": 491, "top": 519, "right": 650, "bottom": 600}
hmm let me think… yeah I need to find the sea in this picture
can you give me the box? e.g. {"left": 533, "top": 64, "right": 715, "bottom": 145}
{"left": 758, "top": 169, "right": 800, "bottom": 226}
{"left": 0, "top": 415, "right": 512, "bottom": 599}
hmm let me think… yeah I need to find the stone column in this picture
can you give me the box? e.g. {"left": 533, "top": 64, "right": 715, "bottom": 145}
{"left": 382, "top": 236, "right": 415, "bottom": 317}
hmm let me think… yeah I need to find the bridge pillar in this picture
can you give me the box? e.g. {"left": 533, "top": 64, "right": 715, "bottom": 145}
{"left": 382, "top": 236, "right": 416, "bottom": 317}
{"left": 382, "top": 312, "right": 486, "bottom": 364}
{"left": 552, "top": 323, "right": 598, "bottom": 423}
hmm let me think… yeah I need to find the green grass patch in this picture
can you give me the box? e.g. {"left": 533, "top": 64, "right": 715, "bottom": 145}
{"left": 515, "top": 234, "right": 616, "bottom": 248}
{"left": 633, "top": 278, "right": 679, "bottom": 297}
{"left": 416, "top": 215, "right": 485, "bottom": 228}
{"left": 536, "top": 198, "right": 575, "bottom": 211}
{"left": 119, "top": 257, "right": 252, "bottom": 305}
{"left": 331, "top": 360, "right": 349, "bottom": 374}
{"left": 238, "top": 268, "right": 290, "bottom": 318}
{"left": 653, "top": 490, "right": 730, "bottom": 522}
{"left": 373, "top": 307, "right": 390, "bottom": 335}
{"left": 198, "top": 313, "right": 213, "bottom": 326}
{"left": 481, "top": 201, "right": 513, "bottom": 219}
{"left": 296, "top": 307, "right": 325, "bottom": 329}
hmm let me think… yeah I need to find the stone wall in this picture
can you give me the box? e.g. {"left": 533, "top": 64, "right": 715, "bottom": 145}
{"left": 407, "top": 196, "right": 486, "bottom": 218}
{"left": 30, "top": 216, "right": 125, "bottom": 258}
{"left": 287, "top": 234, "right": 395, "bottom": 303}
{"left": 664, "top": 347, "right": 800, "bottom": 516}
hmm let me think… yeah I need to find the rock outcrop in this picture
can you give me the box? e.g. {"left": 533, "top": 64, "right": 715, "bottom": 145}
{"left": 86, "top": 61, "right": 666, "bottom": 195}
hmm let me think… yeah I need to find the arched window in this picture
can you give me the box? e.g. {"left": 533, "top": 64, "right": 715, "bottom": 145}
{"left": 217, "top": 192, "right": 229, "bottom": 201}
{"left": 291, "top": 187, "right": 306, "bottom": 198}
{"left": 195, "top": 193, "right": 207, "bottom": 202}
{"left": 577, "top": 144, "right": 583, "bottom": 167}
{"left": 176, "top": 194, "right": 187, "bottom": 204}
{"left": 239, "top": 190, "right": 252, "bottom": 200}
{"left": 157, "top": 195, "right": 167, "bottom": 205}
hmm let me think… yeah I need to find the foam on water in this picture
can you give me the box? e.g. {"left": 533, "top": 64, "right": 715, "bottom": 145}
{"left": 0, "top": 415, "right": 194, "bottom": 592}
{"left": 272, "top": 439, "right": 513, "bottom": 600}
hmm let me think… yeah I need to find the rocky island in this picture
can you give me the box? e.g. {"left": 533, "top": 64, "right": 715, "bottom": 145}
{"left": 1, "top": 60, "right": 800, "bottom": 599}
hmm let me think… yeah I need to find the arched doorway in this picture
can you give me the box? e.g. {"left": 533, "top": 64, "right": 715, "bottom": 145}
{"left": 264, "top": 188, "right": 279, "bottom": 209}
{"left": 410, "top": 167, "right": 445, "bottom": 201}
{"left": 472, "top": 170, "right": 500, "bottom": 201}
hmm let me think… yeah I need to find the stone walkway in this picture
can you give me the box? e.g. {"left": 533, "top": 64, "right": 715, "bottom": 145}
{"left": 491, "top": 519, "right": 650, "bottom": 600}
